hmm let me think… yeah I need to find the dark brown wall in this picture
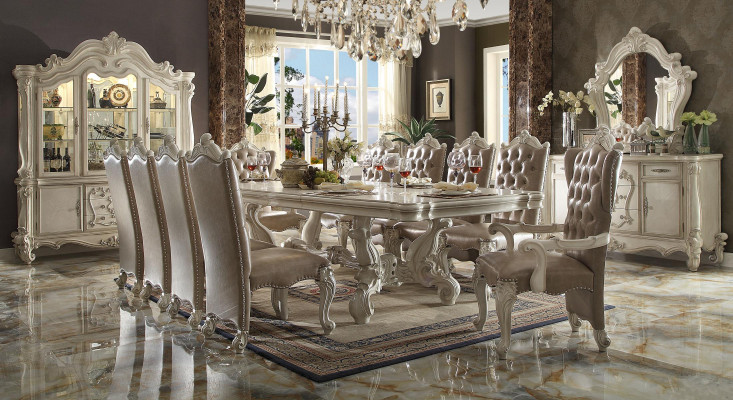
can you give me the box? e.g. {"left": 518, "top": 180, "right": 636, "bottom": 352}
{"left": 412, "top": 26, "right": 476, "bottom": 147}
{"left": 553, "top": 0, "right": 733, "bottom": 249}
{"left": 0, "top": 0, "right": 208, "bottom": 249}
{"left": 474, "top": 23, "right": 510, "bottom": 135}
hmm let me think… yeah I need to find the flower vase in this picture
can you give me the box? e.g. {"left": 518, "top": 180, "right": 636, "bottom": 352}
{"left": 697, "top": 125, "right": 711, "bottom": 154}
{"left": 562, "top": 111, "right": 579, "bottom": 148}
{"left": 682, "top": 124, "right": 698, "bottom": 154}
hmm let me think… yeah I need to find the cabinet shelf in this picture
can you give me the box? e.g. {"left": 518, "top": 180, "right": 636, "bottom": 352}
{"left": 43, "top": 107, "right": 74, "bottom": 111}
{"left": 87, "top": 107, "right": 137, "bottom": 112}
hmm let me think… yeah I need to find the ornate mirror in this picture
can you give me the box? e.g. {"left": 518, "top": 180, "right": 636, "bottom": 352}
{"left": 585, "top": 27, "right": 697, "bottom": 131}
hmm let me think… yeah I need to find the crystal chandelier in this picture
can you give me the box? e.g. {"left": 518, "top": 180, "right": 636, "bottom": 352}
{"left": 272, "top": 0, "right": 491, "bottom": 61}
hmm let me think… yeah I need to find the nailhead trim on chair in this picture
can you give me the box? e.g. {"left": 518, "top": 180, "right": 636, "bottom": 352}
{"left": 224, "top": 160, "right": 248, "bottom": 326}
{"left": 119, "top": 154, "right": 145, "bottom": 283}
{"left": 250, "top": 262, "right": 330, "bottom": 290}
{"left": 146, "top": 156, "right": 172, "bottom": 294}
{"left": 478, "top": 276, "right": 595, "bottom": 295}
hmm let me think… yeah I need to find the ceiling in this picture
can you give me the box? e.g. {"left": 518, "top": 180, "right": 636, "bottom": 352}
{"left": 245, "top": 0, "right": 510, "bottom": 27}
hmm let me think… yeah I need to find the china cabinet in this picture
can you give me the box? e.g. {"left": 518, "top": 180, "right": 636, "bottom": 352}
{"left": 543, "top": 154, "right": 726, "bottom": 271}
{"left": 12, "top": 32, "right": 195, "bottom": 263}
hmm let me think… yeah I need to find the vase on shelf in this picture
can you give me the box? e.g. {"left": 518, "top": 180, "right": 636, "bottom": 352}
{"left": 562, "top": 111, "right": 579, "bottom": 148}
{"left": 697, "top": 125, "right": 710, "bottom": 154}
{"left": 682, "top": 123, "right": 697, "bottom": 154}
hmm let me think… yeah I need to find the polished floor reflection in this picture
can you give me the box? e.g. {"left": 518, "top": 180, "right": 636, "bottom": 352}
{"left": 1, "top": 235, "right": 733, "bottom": 399}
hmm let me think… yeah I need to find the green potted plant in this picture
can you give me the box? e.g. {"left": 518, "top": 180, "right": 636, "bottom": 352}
{"left": 384, "top": 117, "right": 455, "bottom": 146}
{"left": 245, "top": 70, "right": 275, "bottom": 135}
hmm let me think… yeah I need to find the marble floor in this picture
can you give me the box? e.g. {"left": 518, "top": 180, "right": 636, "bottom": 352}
{"left": 1, "top": 233, "right": 732, "bottom": 399}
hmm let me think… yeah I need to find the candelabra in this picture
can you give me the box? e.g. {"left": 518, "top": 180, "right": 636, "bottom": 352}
{"left": 301, "top": 77, "right": 350, "bottom": 171}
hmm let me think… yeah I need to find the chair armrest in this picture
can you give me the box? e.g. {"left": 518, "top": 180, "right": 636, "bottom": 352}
{"left": 517, "top": 233, "right": 610, "bottom": 293}
{"left": 488, "top": 222, "right": 565, "bottom": 255}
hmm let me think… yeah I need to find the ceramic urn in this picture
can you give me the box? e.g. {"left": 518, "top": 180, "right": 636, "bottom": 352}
{"left": 275, "top": 157, "right": 309, "bottom": 187}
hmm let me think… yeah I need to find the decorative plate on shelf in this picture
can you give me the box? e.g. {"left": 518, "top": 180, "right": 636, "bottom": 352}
{"left": 108, "top": 84, "right": 131, "bottom": 107}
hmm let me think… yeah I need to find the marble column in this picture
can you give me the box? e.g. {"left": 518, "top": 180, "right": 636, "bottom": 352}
{"left": 509, "top": 0, "right": 552, "bottom": 143}
{"left": 208, "top": 0, "right": 247, "bottom": 148}
{"left": 622, "top": 53, "right": 647, "bottom": 127}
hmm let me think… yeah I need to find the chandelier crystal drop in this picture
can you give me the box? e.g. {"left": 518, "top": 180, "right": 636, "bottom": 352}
{"left": 273, "top": 0, "right": 491, "bottom": 61}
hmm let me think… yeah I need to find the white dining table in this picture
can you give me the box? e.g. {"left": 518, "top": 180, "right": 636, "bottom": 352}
{"left": 239, "top": 181, "right": 543, "bottom": 325}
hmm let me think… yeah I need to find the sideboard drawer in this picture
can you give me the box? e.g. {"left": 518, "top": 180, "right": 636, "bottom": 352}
{"left": 611, "top": 208, "right": 640, "bottom": 233}
{"left": 642, "top": 164, "right": 680, "bottom": 178}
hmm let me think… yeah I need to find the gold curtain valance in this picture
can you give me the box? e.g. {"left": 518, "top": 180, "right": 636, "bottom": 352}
{"left": 245, "top": 25, "right": 277, "bottom": 57}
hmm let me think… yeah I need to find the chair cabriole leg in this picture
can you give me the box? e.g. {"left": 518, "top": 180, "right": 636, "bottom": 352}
{"left": 494, "top": 280, "right": 517, "bottom": 359}
{"left": 317, "top": 266, "right": 336, "bottom": 335}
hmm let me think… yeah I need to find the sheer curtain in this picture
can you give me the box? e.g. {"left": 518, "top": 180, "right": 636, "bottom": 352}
{"left": 378, "top": 57, "right": 412, "bottom": 146}
{"left": 244, "top": 26, "right": 280, "bottom": 163}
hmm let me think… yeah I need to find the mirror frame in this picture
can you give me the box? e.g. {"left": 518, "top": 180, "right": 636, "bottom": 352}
{"left": 585, "top": 27, "right": 697, "bottom": 130}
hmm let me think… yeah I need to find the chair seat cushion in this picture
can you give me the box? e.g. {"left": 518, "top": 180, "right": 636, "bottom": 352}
{"left": 249, "top": 239, "right": 276, "bottom": 251}
{"left": 475, "top": 251, "right": 594, "bottom": 294}
{"left": 395, "top": 219, "right": 471, "bottom": 242}
{"left": 320, "top": 213, "right": 352, "bottom": 228}
{"left": 258, "top": 211, "right": 306, "bottom": 232}
{"left": 442, "top": 223, "right": 532, "bottom": 251}
{"left": 249, "top": 248, "right": 329, "bottom": 290}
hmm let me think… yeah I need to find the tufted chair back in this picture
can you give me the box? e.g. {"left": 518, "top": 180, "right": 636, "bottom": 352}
{"left": 405, "top": 133, "right": 448, "bottom": 182}
{"left": 492, "top": 130, "right": 550, "bottom": 225}
{"left": 127, "top": 137, "right": 171, "bottom": 296}
{"left": 365, "top": 135, "right": 399, "bottom": 182}
{"left": 104, "top": 140, "right": 143, "bottom": 284}
{"left": 186, "top": 133, "right": 251, "bottom": 332}
{"left": 451, "top": 132, "right": 497, "bottom": 187}
{"left": 155, "top": 135, "right": 205, "bottom": 316}
{"left": 229, "top": 139, "right": 277, "bottom": 180}
{"left": 562, "top": 130, "right": 622, "bottom": 328}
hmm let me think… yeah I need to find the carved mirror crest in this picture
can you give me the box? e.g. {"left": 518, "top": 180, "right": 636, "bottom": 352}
{"left": 585, "top": 27, "right": 697, "bottom": 131}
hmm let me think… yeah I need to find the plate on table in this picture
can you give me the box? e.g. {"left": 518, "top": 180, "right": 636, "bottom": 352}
{"left": 321, "top": 188, "right": 362, "bottom": 194}
{"left": 438, "top": 190, "right": 474, "bottom": 196}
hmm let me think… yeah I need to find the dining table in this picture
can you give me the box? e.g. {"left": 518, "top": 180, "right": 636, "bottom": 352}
{"left": 239, "top": 181, "right": 544, "bottom": 325}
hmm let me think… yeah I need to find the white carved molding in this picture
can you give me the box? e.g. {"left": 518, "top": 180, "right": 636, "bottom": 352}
{"left": 585, "top": 27, "right": 697, "bottom": 131}
{"left": 503, "top": 129, "right": 549, "bottom": 150}
{"left": 155, "top": 135, "right": 183, "bottom": 161}
{"left": 412, "top": 133, "right": 447, "bottom": 150}
{"left": 456, "top": 131, "right": 493, "bottom": 150}
{"left": 188, "top": 133, "right": 231, "bottom": 162}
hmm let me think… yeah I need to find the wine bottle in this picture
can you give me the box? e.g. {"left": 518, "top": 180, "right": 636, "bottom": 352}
{"left": 43, "top": 148, "right": 51, "bottom": 172}
{"left": 52, "top": 148, "right": 62, "bottom": 172}
{"left": 63, "top": 147, "right": 71, "bottom": 171}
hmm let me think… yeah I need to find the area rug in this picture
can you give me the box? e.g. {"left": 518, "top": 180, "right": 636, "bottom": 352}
{"left": 131, "top": 269, "right": 613, "bottom": 382}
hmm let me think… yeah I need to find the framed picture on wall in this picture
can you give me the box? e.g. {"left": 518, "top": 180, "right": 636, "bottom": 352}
{"left": 426, "top": 79, "right": 451, "bottom": 120}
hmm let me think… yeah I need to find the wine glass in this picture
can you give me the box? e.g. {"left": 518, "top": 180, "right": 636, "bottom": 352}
{"left": 246, "top": 155, "right": 258, "bottom": 180}
{"left": 257, "top": 151, "right": 271, "bottom": 179}
{"left": 398, "top": 158, "right": 413, "bottom": 194}
{"left": 468, "top": 154, "right": 483, "bottom": 184}
{"left": 373, "top": 156, "right": 385, "bottom": 184}
{"left": 447, "top": 150, "right": 467, "bottom": 184}
{"left": 359, "top": 153, "right": 372, "bottom": 183}
{"left": 383, "top": 153, "right": 400, "bottom": 189}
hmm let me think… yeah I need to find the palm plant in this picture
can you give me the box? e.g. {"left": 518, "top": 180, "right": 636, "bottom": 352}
{"left": 384, "top": 117, "right": 455, "bottom": 145}
{"left": 245, "top": 70, "right": 275, "bottom": 135}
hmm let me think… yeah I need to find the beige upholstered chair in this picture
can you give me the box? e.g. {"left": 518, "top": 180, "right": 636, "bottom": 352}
{"left": 437, "top": 130, "right": 549, "bottom": 261}
{"left": 473, "top": 132, "right": 623, "bottom": 359}
{"left": 104, "top": 140, "right": 145, "bottom": 296}
{"left": 320, "top": 135, "right": 399, "bottom": 247}
{"left": 155, "top": 135, "right": 276, "bottom": 326}
{"left": 230, "top": 139, "right": 306, "bottom": 237}
{"left": 186, "top": 133, "right": 336, "bottom": 352}
{"left": 127, "top": 137, "right": 172, "bottom": 307}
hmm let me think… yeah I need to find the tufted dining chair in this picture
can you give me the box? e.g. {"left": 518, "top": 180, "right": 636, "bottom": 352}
{"left": 434, "top": 130, "right": 550, "bottom": 262}
{"left": 370, "top": 133, "right": 448, "bottom": 247}
{"left": 186, "top": 133, "right": 336, "bottom": 352}
{"left": 230, "top": 139, "right": 306, "bottom": 239}
{"left": 473, "top": 131, "right": 623, "bottom": 359}
{"left": 321, "top": 135, "right": 400, "bottom": 248}
{"left": 127, "top": 137, "right": 172, "bottom": 307}
{"left": 105, "top": 140, "right": 145, "bottom": 296}
{"left": 385, "top": 132, "right": 496, "bottom": 253}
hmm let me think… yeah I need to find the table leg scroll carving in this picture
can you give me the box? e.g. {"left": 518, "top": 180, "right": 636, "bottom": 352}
{"left": 301, "top": 210, "right": 324, "bottom": 250}
{"left": 348, "top": 216, "right": 381, "bottom": 324}
{"left": 710, "top": 232, "right": 728, "bottom": 264}
{"left": 405, "top": 218, "right": 460, "bottom": 305}
{"left": 244, "top": 203, "right": 276, "bottom": 245}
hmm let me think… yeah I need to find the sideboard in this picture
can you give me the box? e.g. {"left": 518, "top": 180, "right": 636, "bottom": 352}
{"left": 543, "top": 154, "right": 726, "bottom": 271}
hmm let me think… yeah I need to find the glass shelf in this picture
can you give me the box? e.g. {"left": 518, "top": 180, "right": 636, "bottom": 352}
{"left": 87, "top": 107, "right": 137, "bottom": 111}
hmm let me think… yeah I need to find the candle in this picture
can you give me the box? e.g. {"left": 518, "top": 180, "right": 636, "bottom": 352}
{"left": 344, "top": 85, "right": 348, "bottom": 114}
{"left": 335, "top": 81, "right": 339, "bottom": 113}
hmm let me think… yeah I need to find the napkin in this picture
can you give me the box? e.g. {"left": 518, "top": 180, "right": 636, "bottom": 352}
{"left": 400, "top": 176, "right": 433, "bottom": 185}
{"left": 433, "top": 182, "right": 479, "bottom": 192}
{"left": 319, "top": 182, "right": 344, "bottom": 190}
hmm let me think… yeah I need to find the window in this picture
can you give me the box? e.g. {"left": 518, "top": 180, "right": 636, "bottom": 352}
{"left": 483, "top": 45, "right": 510, "bottom": 149}
{"left": 273, "top": 37, "right": 381, "bottom": 165}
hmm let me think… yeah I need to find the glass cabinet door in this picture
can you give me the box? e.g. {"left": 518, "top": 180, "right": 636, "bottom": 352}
{"left": 41, "top": 80, "right": 75, "bottom": 175}
{"left": 85, "top": 73, "right": 138, "bottom": 172}
{"left": 148, "top": 81, "right": 177, "bottom": 152}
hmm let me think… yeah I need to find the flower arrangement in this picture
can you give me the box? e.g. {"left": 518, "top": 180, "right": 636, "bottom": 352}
{"left": 681, "top": 111, "right": 698, "bottom": 126}
{"left": 696, "top": 110, "right": 717, "bottom": 126}
{"left": 327, "top": 130, "right": 363, "bottom": 172}
{"left": 538, "top": 90, "right": 595, "bottom": 116}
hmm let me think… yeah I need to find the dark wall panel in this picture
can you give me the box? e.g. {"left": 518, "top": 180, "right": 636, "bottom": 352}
{"left": 0, "top": 0, "right": 208, "bottom": 248}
